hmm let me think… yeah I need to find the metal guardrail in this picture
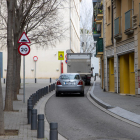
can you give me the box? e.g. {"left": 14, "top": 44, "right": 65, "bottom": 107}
{"left": 93, "top": 22, "right": 98, "bottom": 34}
{"left": 95, "top": 38, "right": 103, "bottom": 56}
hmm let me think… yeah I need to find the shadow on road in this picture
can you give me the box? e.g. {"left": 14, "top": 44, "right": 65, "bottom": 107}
{"left": 58, "top": 93, "right": 84, "bottom": 97}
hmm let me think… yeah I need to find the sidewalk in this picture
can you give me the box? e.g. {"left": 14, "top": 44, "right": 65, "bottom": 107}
{"left": 90, "top": 76, "right": 140, "bottom": 125}
{"left": 0, "top": 79, "right": 60, "bottom": 140}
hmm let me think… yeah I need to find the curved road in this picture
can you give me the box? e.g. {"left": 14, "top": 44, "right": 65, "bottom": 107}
{"left": 45, "top": 86, "right": 140, "bottom": 140}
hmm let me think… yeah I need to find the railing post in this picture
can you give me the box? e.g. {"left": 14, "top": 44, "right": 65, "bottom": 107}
{"left": 27, "top": 99, "right": 33, "bottom": 118}
{"left": 37, "top": 114, "right": 44, "bottom": 138}
{"left": 31, "top": 109, "right": 37, "bottom": 130}
{"left": 50, "top": 123, "right": 58, "bottom": 140}
{"left": 28, "top": 105, "right": 33, "bottom": 124}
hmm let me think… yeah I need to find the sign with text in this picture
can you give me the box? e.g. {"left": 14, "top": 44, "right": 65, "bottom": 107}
{"left": 18, "top": 44, "right": 30, "bottom": 56}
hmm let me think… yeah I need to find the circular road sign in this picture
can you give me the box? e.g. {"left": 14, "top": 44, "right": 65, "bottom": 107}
{"left": 33, "top": 56, "right": 38, "bottom": 61}
{"left": 18, "top": 44, "right": 30, "bottom": 56}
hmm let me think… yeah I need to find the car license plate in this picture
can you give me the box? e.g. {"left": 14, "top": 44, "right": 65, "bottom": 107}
{"left": 65, "top": 82, "right": 74, "bottom": 85}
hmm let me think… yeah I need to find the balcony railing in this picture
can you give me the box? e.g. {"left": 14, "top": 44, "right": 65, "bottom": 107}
{"left": 93, "top": 22, "right": 101, "bottom": 34}
{"left": 97, "top": 3, "right": 103, "bottom": 15}
{"left": 124, "top": 9, "right": 134, "bottom": 35}
{"left": 95, "top": 38, "right": 103, "bottom": 57}
{"left": 114, "top": 17, "right": 122, "bottom": 39}
{"left": 93, "top": 1, "right": 103, "bottom": 18}
{"left": 92, "top": 22, "right": 101, "bottom": 41}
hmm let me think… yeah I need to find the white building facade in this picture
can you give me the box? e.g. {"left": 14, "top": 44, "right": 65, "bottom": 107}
{"left": 1, "top": 0, "right": 81, "bottom": 79}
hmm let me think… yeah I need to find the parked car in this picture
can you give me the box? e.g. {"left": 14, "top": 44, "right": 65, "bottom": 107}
{"left": 56, "top": 73, "right": 85, "bottom": 97}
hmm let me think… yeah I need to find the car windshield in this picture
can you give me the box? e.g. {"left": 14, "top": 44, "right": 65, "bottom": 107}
{"left": 60, "top": 74, "right": 80, "bottom": 80}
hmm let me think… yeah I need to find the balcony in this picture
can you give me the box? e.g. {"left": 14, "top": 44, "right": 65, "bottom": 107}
{"left": 92, "top": 22, "right": 101, "bottom": 41}
{"left": 97, "top": 2, "right": 103, "bottom": 19}
{"left": 114, "top": 17, "right": 122, "bottom": 39}
{"left": 124, "top": 9, "right": 134, "bottom": 35}
{"left": 93, "top": 1, "right": 103, "bottom": 20}
{"left": 95, "top": 38, "right": 103, "bottom": 57}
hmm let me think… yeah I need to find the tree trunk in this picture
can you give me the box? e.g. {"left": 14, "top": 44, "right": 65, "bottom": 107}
{"left": 13, "top": 46, "right": 18, "bottom": 100}
{"left": 16, "top": 52, "right": 21, "bottom": 93}
{"left": 4, "top": 0, "right": 14, "bottom": 111}
{"left": 0, "top": 70, "right": 5, "bottom": 135}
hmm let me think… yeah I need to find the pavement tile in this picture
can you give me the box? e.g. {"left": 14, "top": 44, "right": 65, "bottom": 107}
{"left": 0, "top": 79, "right": 55, "bottom": 140}
{"left": 93, "top": 77, "right": 140, "bottom": 115}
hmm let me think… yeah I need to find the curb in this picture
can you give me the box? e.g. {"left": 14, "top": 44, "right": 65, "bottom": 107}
{"left": 34, "top": 90, "right": 67, "bottom": 140}
{"left": 89, "top": 80, "right": 140, "bottom": 127}
{"left": 90, "top": 82, "right": 113, "bottom": 109}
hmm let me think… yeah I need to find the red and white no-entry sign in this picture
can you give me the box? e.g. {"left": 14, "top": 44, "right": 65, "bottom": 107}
{"left": 18, "top": 44, "right": 30, "bottom": 56}
{"left": 33, "top": 56, "right": 38, "bottom": 61}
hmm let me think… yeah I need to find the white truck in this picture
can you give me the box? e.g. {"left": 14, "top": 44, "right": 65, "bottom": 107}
{"left": 67, "top": 53, "right": 92, "bottom": 85}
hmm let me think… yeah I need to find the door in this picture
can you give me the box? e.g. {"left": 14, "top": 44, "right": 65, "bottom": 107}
{"left": 109, "top": 58, "right": 114, "bottom": 92}
{"left": 119, "top": 53, "right": 135, "bottom": 95}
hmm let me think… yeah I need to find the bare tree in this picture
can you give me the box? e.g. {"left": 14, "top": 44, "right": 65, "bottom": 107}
{"left": 80, "top": 29, "right": 95, "bottom": 53}
{"left": 80, "top": 0, "right": 95, "bottom": 54}
{"left": 0, "top": 0, "right": 68, "bottom": 111}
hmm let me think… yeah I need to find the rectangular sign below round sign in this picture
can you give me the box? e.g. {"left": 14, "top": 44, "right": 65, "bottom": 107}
{"left": 58, "top": 51, "right": 64, "bottom": 60}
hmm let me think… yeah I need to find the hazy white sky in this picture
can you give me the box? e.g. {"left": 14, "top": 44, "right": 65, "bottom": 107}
{"left": 80, "top": 0, "right": 93, "bottom": 30}
{"left": 80, "top": 0, "right": 99, "bottom": 75}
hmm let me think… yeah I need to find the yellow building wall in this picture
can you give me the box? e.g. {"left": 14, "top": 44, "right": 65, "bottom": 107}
{"left": 105, "top": 0, "right": 112, "bottom": 46}
{"left": 109, "top": 58, "right": 114, "bottom": 92}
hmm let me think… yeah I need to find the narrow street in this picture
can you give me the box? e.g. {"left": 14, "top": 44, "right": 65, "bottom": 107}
{"left": 45, "top": 86, "right": 140, "bottom": 140}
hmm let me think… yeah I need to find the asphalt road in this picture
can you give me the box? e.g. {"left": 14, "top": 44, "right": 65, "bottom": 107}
{"left": 45, "top": 86, "right": 140, "bottom": 140}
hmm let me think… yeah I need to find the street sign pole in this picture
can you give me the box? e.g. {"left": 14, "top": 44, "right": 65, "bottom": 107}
{"left": 23, "top": 56, "right": 25, "bottom": 103}
{"left": 35, "top": 61, "right": 36, "bottom": 83}
{"left": 33, "top": 56, "right": 38, "bottom": 83}
{"left": 60, "top": 60, "right": 62, "bottom": 74}
{"left": 18, "top": 32, "right": 31, "bottom": 104}
{"left": 58, "top": 51, "right": 64, "bottom": 74}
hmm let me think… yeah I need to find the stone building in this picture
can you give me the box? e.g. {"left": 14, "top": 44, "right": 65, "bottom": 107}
{"left": 103, "top": 0, "right": 140, "bottom": 96}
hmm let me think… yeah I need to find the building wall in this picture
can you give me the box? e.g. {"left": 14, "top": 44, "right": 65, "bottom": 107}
{"left": 104, "top": 0, "right": 140, "bottom": 95}
{"left": 71, "top": 0, "right": 80, "bottom": 53}
{"left": 1, "top": 0, "right": 81, "bottom": 79}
